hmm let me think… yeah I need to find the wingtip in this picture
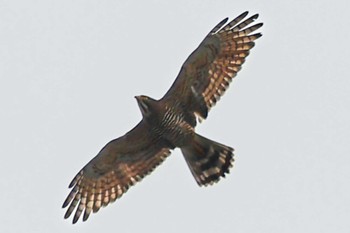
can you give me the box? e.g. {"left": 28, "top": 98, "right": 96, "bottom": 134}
{"left": 255, "top": 33, "right": 263, "bottom": 39}
{"left": 62, "top": 195, "right": 72, "bottom": 208}
{"left": 72, "top": 215, "right": 79, "bottom": 224}
{"left": 255, "top": 22, "right": 264, "bottom": 28}
{"left": 222, "top": 17, "right": 229, "bottom": 24}
{"left": 64, "top": 210, "right": 71, "bottom": 219}
{"left": 241, "top": 11, "right": 249, "bottom": 17}
{"left": 68, "top": 177, "right": 77, "bottom": 188}
{"left": 62, "top": 201, "right": 68, "bottom": 209}
{"left": 83, "top": 211, "right": 90, "bottom": 222}
{"left": 68, "top": 182, "right": 74, "bottom": 189}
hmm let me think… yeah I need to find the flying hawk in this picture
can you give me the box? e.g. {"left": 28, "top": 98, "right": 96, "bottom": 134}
{"left": 63, "top": 11, "right": 263, "bottom": 224}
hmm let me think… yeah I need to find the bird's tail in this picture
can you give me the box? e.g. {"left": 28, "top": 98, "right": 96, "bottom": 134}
{"left": 181, "top": 133, "right": 234, "bottom": 186}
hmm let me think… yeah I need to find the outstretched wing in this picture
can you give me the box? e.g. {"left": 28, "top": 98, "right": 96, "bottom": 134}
{"left": 162, "top": 11, "right": 263, "bottom": 124}
{"left": 62, "top": 121, "right": 171, "bottom": 224}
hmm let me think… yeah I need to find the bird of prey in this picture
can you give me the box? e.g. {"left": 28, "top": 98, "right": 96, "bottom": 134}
{"left": 63, "top": 11, "right": 263, "bottom": 224}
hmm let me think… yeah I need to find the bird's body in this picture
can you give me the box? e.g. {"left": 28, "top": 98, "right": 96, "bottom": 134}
{"left": 63, "top": 11, "right": 263, "bottom": 223}
{"left": 134, "top": 96, "right": 195, "bottom": 148}
{"left": 160, "top": 105, "right": 195, "bottom": 147}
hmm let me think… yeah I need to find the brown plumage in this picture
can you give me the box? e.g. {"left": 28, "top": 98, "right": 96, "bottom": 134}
{"left": 63, "top": 11, "right": 263, "bottom": 223}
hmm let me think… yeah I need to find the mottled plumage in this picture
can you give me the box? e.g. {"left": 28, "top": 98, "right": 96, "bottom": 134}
{"left": 63, "top": 11, "right": 263, "bottom": 224}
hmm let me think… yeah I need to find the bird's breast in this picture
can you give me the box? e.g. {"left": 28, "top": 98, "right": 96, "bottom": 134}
{"left": 158, "top": 107, "right": 194, "bottom": 147}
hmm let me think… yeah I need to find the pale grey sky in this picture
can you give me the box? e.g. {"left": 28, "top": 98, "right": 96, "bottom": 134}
{"left": 1, "top": 0, "right": 350, "bottom": 232}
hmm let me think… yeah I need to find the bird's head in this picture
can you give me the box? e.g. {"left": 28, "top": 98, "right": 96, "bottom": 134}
{"left": 135, "top": 95, "right": 157, "bottom": 119}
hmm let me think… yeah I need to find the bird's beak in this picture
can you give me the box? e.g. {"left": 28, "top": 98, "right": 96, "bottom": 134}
{"left": 135, "top": 96, "right": 144, "bottom": 105}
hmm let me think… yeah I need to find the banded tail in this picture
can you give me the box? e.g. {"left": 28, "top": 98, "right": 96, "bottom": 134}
{"left": 181, "top": 134, "right": 234, "bottom": 186}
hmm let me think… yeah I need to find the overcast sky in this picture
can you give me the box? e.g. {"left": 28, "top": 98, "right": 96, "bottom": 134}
{"left": 1, "top": 0, "right": 350, "bottom": 232}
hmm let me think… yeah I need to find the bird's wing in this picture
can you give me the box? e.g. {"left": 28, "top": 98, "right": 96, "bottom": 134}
{"left": 162, "top": 12, "right": 263, "bottom": 124}
{"left": 62, "top": 121, "right": 171, "bottom": 223}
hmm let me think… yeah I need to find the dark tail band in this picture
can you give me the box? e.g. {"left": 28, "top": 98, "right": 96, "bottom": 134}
{"left": 181, "top": 134, "right": 234, "bottom": 186}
